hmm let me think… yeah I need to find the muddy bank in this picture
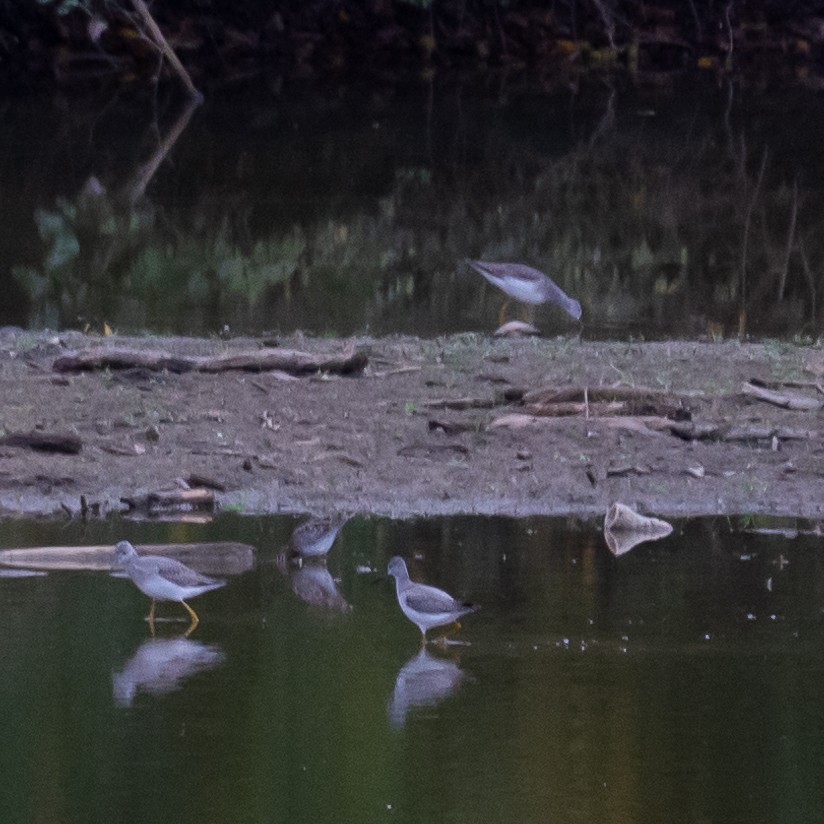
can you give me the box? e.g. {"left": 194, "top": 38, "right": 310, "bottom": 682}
{"left": 1, "top": 328, "right": 823, "bottom": 521}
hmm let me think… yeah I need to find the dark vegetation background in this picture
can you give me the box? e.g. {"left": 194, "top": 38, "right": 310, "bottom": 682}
{"left": 4, "top": 1, "right": 824, "bottom": 92}
{"left": 4, "top": 2, "right": 824, "bottom": 340}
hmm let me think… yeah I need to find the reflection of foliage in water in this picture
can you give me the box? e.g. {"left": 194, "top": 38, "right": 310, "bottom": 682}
{"left": 13, "top": 180, "right": 154, "bottom": 329}
{"left": 8, "top": 83, "right": 824, "bottom": 338}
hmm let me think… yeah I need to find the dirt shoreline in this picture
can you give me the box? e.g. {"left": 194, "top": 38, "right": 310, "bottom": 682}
{"left": 1, "top": 328, "right": 823, "bottom": 522}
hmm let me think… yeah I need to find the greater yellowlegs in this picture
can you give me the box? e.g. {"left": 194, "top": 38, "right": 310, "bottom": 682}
{"left": 387, "top": 556, "right": 479, "bottom": 641}
{"left": 114, "top": 540, "right": 226, "bottom": 631}
{"left": 467, "top": 259, "right": 582, "bottom": 325}
{"left": 290, "top": 514, "right": 349, "bottom": 559}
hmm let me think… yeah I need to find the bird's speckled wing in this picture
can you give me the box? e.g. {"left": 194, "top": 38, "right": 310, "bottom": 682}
{"left": 467, "top": 259, "right": 581, "bottom": 319}
{"left": 468, "top": 260, "right": 544, "bottom": 284}
{"left": 404, "top": 582, "right": 465, "bottom": 615}
{"left": 139, "top": 555, "right": 223, "bottom": 588}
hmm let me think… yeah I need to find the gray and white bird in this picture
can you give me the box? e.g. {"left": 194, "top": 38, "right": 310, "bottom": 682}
{"left": 387, "top": 556, "right": 479, "bottom": 642}
{"left": 290, "top": 514, "right": 349, "bottom": 559}
{"left": 466, "top": 259, "right": 582, "bottom": 325}
{"left": 114, "top": 540, "right": 226, "bottom": 631}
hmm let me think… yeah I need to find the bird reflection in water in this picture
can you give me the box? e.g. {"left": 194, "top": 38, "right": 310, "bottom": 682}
{"left": 276, "top": 552, "right": 352, "bottom": 612}
{"left": 387, "top": 647, "right": 468, "bottom": 728}
{"left": 112, "top": 636, "right": 226, "bottom": 708}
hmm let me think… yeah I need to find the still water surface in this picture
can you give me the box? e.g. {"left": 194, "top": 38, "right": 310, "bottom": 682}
{"left": 0, "top": 514, "right": 822, "bottom": 823}
{"left": 3, "top": 76, "right": 824, "bottom": 340}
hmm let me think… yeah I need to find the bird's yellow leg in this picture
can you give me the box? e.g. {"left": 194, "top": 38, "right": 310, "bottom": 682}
{"left": 498, "top": 298, "right": 511, "bottom": 327}
{"left": 146, "top": 599, "right": 157, "bottom": 636}
{"left": 432, "top": 621, "right": 462, "bottom": 646}
{"left": 181, "top": 600, "right": 200, "bottom": 629}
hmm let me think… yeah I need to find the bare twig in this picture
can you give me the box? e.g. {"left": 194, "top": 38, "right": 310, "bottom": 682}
{"left": 130, "top": 0, "right": 203, "bottom": 101}
{"left": 777, "top": 179, "right": 799, "bottom": 302}
{"left": 741, "top": 147, "right": 768, "bottom": 309}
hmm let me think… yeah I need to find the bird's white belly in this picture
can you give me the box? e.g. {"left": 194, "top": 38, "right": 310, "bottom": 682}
{"left": 135, "top": 576, "right": 188, "bottom": 601}
{"left": 405, "top": 606, "right": 456, "bottom": 631}
{"left": 495, "top": 277, "right": 544, "bottom": 304}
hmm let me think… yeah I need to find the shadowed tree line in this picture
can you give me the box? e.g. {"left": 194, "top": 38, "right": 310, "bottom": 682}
{"left": 4, "top": 1, "right": 824, "bottom": 93}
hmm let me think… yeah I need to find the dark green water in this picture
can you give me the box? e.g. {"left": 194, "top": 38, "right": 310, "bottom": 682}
{"left": 0, "top": 514, "right": 822, "bottom": 823}
{"left": 3, "top": 76, "right": 824, "bottom": 340}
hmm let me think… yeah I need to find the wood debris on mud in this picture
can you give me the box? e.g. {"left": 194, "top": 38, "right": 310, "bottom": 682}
{"left": 0, "top": 330, "right": 822, "bottom": 519}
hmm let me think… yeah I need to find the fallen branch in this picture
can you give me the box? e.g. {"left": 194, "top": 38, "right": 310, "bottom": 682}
{"left": 723, "top": 425, "right": 819, "bottom": 442}
{"left": 742, "top": 381, "right": 822, "bottom": 411}
{"left": 489, "top": 413, "right": 670, "bottom": 435}
{"left": 524, "top": 400, "right": 627, "bottom": 417}
{"left": 522, "top": 385, "right": 685, "bottom": 405}
{"left": 53, "top": 345, "right": 368, "bottom": 376}
{"left": 0, "top": 431, "right": 82, "bottom": 454}
{"left": 667, "top": 421, "right": 723, "bottom": 440}
{"left": 424, "top": 397, "right": 495, "bottom": 410}
{"left": 197, "top": 346, "right": 368, "bottom": 375}
{"left": 606, "top": 464, "right": 651, "bottom": 477}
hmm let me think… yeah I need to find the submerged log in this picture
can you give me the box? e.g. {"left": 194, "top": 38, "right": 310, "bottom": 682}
{"left": 53, "top": 344, "right": 368, "bottom": 376}
{"left": 0, "top": 541, "right": 255, "bottom": 575}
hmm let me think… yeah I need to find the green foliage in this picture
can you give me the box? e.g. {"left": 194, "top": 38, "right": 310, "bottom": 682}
{"left": 35, "top": 207, "right": 80, "bottom": 270}
{"left": 35, "top": 0, "right": 87, "bottom": 15}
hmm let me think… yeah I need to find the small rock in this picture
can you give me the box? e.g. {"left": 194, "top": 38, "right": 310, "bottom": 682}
{"left": 145, "top": 425, "right": 160, "bottom": 442}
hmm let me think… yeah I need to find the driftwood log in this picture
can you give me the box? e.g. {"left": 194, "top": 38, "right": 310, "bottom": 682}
{"left": 0, "top": 541, "right": 255, "bottom": 575}
{"left": 53, "top": 344, "right": 368, "bottom": 376}
{"left": 741, "top": 381, "right": 823, "bottom": 411}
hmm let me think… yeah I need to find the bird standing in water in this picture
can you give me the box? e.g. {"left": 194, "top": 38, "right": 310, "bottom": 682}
{"left": 466, "top": 259, "right": 582, "bottom": 326}
{"left": 387, "top": 556, "right": 479, "bottom": 643}
{"left": 114, "top": 541, "right": 226, "bottom": 633}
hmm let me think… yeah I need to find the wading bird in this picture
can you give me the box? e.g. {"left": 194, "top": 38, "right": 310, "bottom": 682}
{"left": 466, "top": 259, "right": 582, "bottom": 326}
{"left": 114, "top": 540, "right": 226, "bottom": 633}
{"left": 387, "top": 556, "right": 479, "bottom": 643}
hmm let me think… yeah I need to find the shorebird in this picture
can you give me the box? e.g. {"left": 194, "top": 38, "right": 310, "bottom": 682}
{"left": 387, "top": 556, "right": 479, "bottom": 642}
{"left": 466, "top": 259, "right": 582, "bottom": 326}
{"left": 290, "top": 514, "right": 349, "bottom": 559}
{"left": 114, "top": 540, "right": 226, "bottom": 632}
